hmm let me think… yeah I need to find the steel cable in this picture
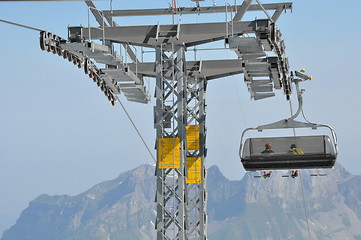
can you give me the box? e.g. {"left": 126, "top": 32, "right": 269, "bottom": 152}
{"left": 0, "top": 18, "right": 43, "bottom": 32}
{"left": 288, "top": 97, "right": 312, "bottom": 240}
{"left": 114, "top": 95, "right": 156, "bottom": 163}
{"left": 299, "top": 171, "right": 312, "bottom": 240}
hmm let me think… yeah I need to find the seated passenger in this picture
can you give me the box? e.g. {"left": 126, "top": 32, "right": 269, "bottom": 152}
{"left": 262, "top": 143, "right": 274, "bottom": 155}
{"left": 288, "top": 144, "right": 304, "bottom": 154}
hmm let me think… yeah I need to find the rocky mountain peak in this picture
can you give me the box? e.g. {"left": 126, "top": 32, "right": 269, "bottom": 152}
{"left": 2, "top": 163, "right": 361, "bottom": 240}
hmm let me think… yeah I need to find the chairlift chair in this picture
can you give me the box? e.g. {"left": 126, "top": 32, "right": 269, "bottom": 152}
{"left": 239, "top": 71, "right": 338, "bottom": 172}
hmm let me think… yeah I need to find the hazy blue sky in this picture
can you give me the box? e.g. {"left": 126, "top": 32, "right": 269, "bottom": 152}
{"left": 0, "top": 0, "right": 360, "bottom": 236}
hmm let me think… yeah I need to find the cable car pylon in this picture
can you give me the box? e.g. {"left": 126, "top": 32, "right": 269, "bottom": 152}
{"left": 4, "top": 0, "right": 333, "bottom": 239}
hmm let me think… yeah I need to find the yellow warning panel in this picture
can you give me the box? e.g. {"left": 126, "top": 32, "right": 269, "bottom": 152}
{"left": 186, "top": 157, "right": 202, "bottom": 184}
{"left": 186, "top": 125, "right": 200, "bottom": 151}
{"left": 158, "top": 138, "right": 181, "bottom": 169}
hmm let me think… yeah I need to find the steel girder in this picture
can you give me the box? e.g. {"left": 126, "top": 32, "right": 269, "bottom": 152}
{"left": 127, "top": 59, "right": 243, "bottom": 81}
{"left": 185, "top": 77, "right": 207, "bottom": 239}
{"left": 69, "top": 20, "right": 260, "bottom": 48}
{"left": 101, "top": 3, "right": 292, "bottom": 17}
{"left": 155, "top": 45, "right": 187, "bottom": 240}
{"left": 154, "top": 44, "right": 207, "bottom": 240}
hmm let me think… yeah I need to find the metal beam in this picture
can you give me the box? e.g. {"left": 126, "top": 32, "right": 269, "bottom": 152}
{"left": 233, "top": 0, "right": 253, "bottom": 22}
{"left": 271, "top": 6, "right": 285, "bottom": 22}
{"left": 254, "top": 0, "right": 274, "bottom": 23}
{"left": 76, "top": 21, "right": 258, "bottom": 48}
{"left": 84, "top": 1, "right": 139, "bottom": 64}
{"left": 84, "top": 1, "right": 107, "bottom": 27}
{"left": 102, "top": 3, "right": 292, "bottom": 17}
{"left": 128, "top": 59, "right": 243, "bottom": 80}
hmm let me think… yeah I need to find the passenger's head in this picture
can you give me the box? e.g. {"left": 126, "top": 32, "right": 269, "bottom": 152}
{"left": 290, "top": 144, "right": 296, "bottom": 149}
{"left": 265, "top": 143, "right": 272, "bottom": 149}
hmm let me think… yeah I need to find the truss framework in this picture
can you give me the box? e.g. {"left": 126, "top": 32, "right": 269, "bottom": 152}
{"left": 154, "top": 44, "right": 207, "bottom": 239}
{"left": 154, "top": 45, "right": 187, "bottom": 240}
{"left": 184, "top": 77, "right": 207, "bottom": 239}
{"left": 36, "top": 1, "right": 295, "bottom": 239}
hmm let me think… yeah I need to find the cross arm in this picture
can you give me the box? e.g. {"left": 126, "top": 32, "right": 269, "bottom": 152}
{"left": 127, "top": 59, "right": 243, "bottom": 80}
{"left": 70, "top": 20, "right": 258, "bottom": 48}
{"left": 102, "top": 3, "right": 292, "bottom": 17}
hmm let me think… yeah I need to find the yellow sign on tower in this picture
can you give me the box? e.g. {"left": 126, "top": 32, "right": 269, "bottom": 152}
{"left": 186, "top": 125, "right": 200, "bottom": 151}
{"left": 186, "top": 157, "right": 202, "bottom": 184}
{"left": 157, "top": 138, "right": 181, "bottom": 169}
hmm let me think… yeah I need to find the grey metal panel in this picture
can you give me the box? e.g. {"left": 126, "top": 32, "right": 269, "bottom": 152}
{"left": 117, "top": 83, "right": 136, "bottom": 88}
{"left": 100, "top": 69, "right": 130, "bottom": 82}
{"left": 121, "top": 86, "right": 145, "bottom": 94}
{"left": 250, "top": 79, "right": 272, "bottom": 85}
{"left": 127, "top": 59, "right": 243, "bottom": 80}
{"left": 250, "top": 85, "right": 273, "bottom": 92}
{"left": 229, "top": 37, "right": 264, "bottom": 53}
{"left": 124, "top": 96, "right": 148, "bottom": 104}
{"left": 240, "top": 52, "right": 267, "bottom": 60}
{"left": 270, "top": 69, "right": 281, "bottom": 89}
{"left": 102, "top": 3, "right": 292, "bottom": 17}
{"left": 60, "top": 42, "right": 123, "bottom": 66}
{"left": 259, "top": 38, "right": 272, "bottom": 51}
{"left": 60, "top": 42, "right": 109, "bottom": 53}
{"left": 89, "top": 52, "right": 122, "bottom": 66}
{"left": 77, "top": 21, "right": 256, "bottom": 47}
{"left": 246, "top": 72, "right": 269, "bottom": 77}
{"left": 244, "top": 62, "right": 269, "bottom": 71}
{"left": 252, "top": 92, "right": 275, "bottom": 100}
{"left": 100, "top": 68, "right": 139, "bottom": 83}
{"left": 250, "top": 79, "right": 273, "bottom": 92}
{"left": 122, "top": 87, "right": 149, "bottom": 103}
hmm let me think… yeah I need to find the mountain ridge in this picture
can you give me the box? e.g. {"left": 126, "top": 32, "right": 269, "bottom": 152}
{"left": 2, "top": 163, "right": 361, "bottom": 240}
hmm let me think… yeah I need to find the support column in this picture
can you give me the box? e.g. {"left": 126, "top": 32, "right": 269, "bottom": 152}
{"left": 185, "top": 77, "right": 207, "bottom": 240}
{"left": 154, "top": 44, "right": 187, "bottom": 240}
{"left": 154, "top": 44, "right": 207, "bottom": 240}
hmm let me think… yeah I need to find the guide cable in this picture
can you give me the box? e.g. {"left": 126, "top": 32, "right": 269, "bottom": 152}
{"left": 0, "top": 18, "right": 157, "bottom": 164}
{"left": 0, "top": 19, "right": 43, "bottom": 32}
{"left": 289, "top": 97, "right": 312, "bottom": 240}
{"left": 115, "top": 95, "right": 156, "bottom": 163}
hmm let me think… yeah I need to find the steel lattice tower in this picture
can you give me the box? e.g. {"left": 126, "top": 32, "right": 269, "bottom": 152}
{"left": 34, "top": 0, "right": 294, "bottom": 239}
{"left": 154, "top": 44, "right": 207, "bottom": 239}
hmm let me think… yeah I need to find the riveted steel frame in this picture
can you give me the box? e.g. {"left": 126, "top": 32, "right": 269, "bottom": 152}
{"left": 185, "top": 76, "right": 207, "bottom": 239}
{"left": 63, "top": 1, "right": 292, "bottom": 239}
{"left": 102, "top": 3, "right": 292, "bottom": 17}
{"left": 154, "top": 44, "right": 208, "bottom": 240}
{"left": 155, "top": 45, "right": 187, "bottom": 240}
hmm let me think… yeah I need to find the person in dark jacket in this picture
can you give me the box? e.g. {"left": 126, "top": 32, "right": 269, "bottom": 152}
{"left": 262, "top": 143, "right": 274, "bottom": 155}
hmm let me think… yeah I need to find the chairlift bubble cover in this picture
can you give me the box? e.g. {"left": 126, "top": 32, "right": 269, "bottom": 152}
{"left": 240, "top": 135, "right": 336, "bottom": 171}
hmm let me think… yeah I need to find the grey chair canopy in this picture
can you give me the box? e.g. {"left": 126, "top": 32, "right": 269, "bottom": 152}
{"left": 240, "top": 135, "right": 336, "bottom": 171}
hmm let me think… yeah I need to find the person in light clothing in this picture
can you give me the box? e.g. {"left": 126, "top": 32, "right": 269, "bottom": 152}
{"left": 288, "top": 144, "right": 304, "bottom": 154}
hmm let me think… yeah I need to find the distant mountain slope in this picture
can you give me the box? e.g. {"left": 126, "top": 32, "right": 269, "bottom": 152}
{"left": 2, "top": 164, "right": 156, "bottom": 240}
{"left": 206, "top": 164, "right": 361, "bottom": 240}
{"left": 2, "top": 163, "right": 361, "bottom": 240}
